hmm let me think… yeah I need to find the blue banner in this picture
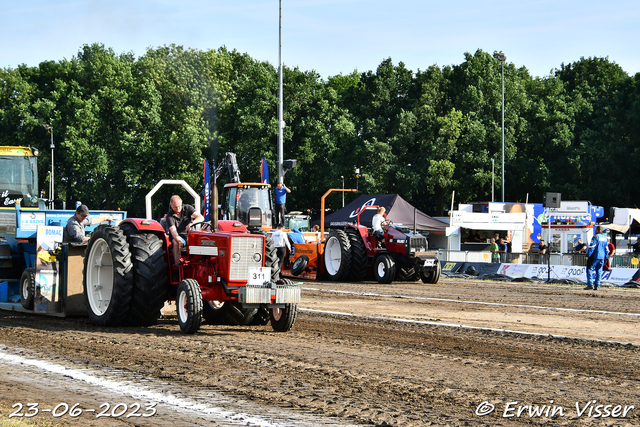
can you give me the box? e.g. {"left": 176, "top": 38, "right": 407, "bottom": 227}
{"left": 203, "top": 159, "right": 211, "bottom": 222}
{"left": 261, "top": 158, "right": 269, "bottom": 184}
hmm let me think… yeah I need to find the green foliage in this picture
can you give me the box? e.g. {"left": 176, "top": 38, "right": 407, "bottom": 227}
{"left": 0, "top": 46, "right": 637, "bottom": 219}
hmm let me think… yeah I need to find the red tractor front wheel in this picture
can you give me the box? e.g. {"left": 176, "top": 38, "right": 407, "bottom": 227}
{"left": 177, "top": 279, "right": 203, "bottom": 334}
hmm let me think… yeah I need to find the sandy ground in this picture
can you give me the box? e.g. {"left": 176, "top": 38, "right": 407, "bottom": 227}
{"left": 1, "top": 278, "right": 640, "bottom": 426}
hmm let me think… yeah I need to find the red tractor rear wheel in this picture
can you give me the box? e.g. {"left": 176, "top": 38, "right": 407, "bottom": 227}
{"left": 126, "top": 232, "right": 168, "bottom": 326}
{"left": 203, "top": 300, "right": 226, "bottom": 324}
{"left": 83, "top": 225, "right": 133, "bottom": 326}
{"left": 346, "top": 228, "right": 367, "bottom": 282}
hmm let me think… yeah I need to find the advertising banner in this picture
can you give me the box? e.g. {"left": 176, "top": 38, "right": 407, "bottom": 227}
{"left": 497, "top": 263, "right": 637, "bottom": 286}
{"left": 34, "top": 225, "right": 63, "bottom": 313}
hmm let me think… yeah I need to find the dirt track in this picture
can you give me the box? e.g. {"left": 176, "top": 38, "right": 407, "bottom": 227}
{"left": 2, "top": 278, "right": 640, "bottom": 426}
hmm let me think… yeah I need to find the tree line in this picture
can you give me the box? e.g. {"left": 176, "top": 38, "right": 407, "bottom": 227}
{"left": 0, "top": 43, "right": 638, "bottom": 219}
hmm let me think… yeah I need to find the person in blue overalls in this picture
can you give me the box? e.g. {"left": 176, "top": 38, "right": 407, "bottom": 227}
{"left": 585, "top": 225, "right": 609, "bottom": 290}
{"left": 274, "top": 181, "right": 291, "bottom": 228}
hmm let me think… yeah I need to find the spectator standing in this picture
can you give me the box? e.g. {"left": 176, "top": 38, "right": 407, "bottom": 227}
{"left": 274, "top": 181, "right": 291, "bottom": 227}
{"left": 633, "top": 238, "right": 640, "bottom": 254}
{"left": 585, "top": 226, "right": 609, "bottom": 290}
{"left": 489, "top": 238, "right": 500, "bottom": 263}
{"left": 605, "top": 238, "right": 615, "bottom": 271}
{"left": 538, "top": 239, "right": 548, "bottom": 264}
{"left": 498, "top": 238, "right": 508, "bottom": 262}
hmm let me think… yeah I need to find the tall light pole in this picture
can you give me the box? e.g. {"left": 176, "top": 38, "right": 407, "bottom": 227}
{"left": 43, "top": 124, "right": 54, "bottom": 209}
{"left": 277, "top": 0, "right": 285, "bottom": 183}
{"left": 496, "top": 52, "right": 506, "bottom": 202}
{"left": 491, "top": 158, "right": 495, "bottom": 202}
{"left": 341, "top": 175, "right": 344, "bottom": 207}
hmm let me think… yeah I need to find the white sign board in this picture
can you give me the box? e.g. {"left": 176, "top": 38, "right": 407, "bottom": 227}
{"left": 34, "top": 225, "right": 63, "bottom": 313}
{"left": 248, "top": 267, "right": 271, "bottom": 286}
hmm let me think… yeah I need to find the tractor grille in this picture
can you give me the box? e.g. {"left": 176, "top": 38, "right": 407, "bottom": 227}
{"left": 229, "top": 236, "right": 264, "bottom": 281}
{"left": 408, "top": 235, "right": 428, "bottom": 254}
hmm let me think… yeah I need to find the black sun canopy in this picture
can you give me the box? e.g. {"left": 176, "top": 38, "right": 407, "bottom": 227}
{"left": 318, "top": 194, "right": 447, "bottom": 233}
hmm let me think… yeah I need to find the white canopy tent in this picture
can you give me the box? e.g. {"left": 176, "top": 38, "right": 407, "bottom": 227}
{"left": 601, "top": 208, "right": 640, "bottom": 234}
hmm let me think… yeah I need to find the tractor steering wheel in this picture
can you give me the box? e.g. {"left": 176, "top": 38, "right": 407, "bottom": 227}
{"left": 191, "top": 222, "right": 212, "bottom": 232}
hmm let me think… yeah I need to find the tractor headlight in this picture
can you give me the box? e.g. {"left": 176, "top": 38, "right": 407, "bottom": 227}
{"left": 253, "top": 253, "right": 262, "bottom": 262}
{"left": 231, "top": 252, "right": 241, "bottom": 263}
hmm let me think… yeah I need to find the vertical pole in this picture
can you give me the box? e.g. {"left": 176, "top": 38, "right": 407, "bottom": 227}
{"left": 277, "top": 0, "right": 284, "bottom": 182}
{"left": 501, "top": 59, "right": 505, "bottom": 203}
{"left": 341, "top": 176, "right": 344, "bottom": 207}
{"left": 491, "top": 158, "right": 494, "bottom": 202}
{"left": 50, "top": 128, "right": 54, "bottom": 209}
{"left": 548, "top": 209, "right": 551, "bottom": 282}
{"left": 213, "top": 173, "right": 218, "bottom": 231}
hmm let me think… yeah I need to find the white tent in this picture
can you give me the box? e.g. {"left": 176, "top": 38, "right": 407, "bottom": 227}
{"left": 601, "top": 208, "right": 640, "bottom": 234}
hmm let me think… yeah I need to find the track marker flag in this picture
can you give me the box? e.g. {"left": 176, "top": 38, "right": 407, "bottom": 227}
{"left": 261, "top": 158, "right": 269, "bottom": 184}
{"left": 203, "top": 159, "right": 211, "bottom": 222}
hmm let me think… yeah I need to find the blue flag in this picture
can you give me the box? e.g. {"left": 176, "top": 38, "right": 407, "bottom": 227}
{"left": 261, "top": 158, "right": 269, "bottom": 184}
{"left": 203, "top": 159, "right": 211, "bottom": 222}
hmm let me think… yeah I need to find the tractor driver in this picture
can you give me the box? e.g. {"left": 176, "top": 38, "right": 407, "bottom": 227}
{"left": 372, "top": 207, "right": 388, "bottom": 246}
{"left": 167, "top": 195, "right": 204, "bottom": 266}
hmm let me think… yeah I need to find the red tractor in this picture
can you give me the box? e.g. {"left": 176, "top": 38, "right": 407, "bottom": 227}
{"left": 341, "top": 205, "right": 441, "bottom": 284}
{"left": 82, "top": 217, "right": 298, "bottom": 334}
{"left": 282, "top": 198, "right": 441, "bottom": 285}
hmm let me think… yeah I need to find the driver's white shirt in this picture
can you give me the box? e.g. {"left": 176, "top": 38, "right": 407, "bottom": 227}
{"left": 372, "top": 214, "right": 385, "bottom": 232}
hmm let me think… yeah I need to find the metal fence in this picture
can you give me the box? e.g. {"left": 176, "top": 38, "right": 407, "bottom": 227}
{"left": 434, "top": 250, "right": 640, "bottom": 268}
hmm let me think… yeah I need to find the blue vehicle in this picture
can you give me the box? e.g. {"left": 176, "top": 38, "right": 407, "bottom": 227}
{"left": 0, "top": 145, "right": 125, "bottom": 314}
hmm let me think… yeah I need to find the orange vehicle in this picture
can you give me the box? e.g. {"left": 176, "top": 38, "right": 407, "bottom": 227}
{"left": 280, "top": 189, "right": 356, "bottom": 281}
{"left": 281, "top": 190, "right": 441, "bottom": 284}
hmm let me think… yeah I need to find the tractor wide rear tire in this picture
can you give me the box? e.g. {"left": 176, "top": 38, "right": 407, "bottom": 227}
{"left": 264, "top": 236, "right": 281, "bottom": 282}
{"left": 397, "top": 267, "right": 418, "bottom": 281}
{"left": 203, "top": 300, "right": 227, "bottom": 324}
{"left": 127, "top": 232, "right": 169, "bottom": 326}
{"left": 224, "top": 301, "right": 258, "bottom": 325}
{"left": 323, "top": 229, "right": 351, "bottom": 281}
{"left": 83, "top": 225, "right": 133, "bottom": 326}
{"left": 346, "top": 229, "right": 367, "bottom": 282}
